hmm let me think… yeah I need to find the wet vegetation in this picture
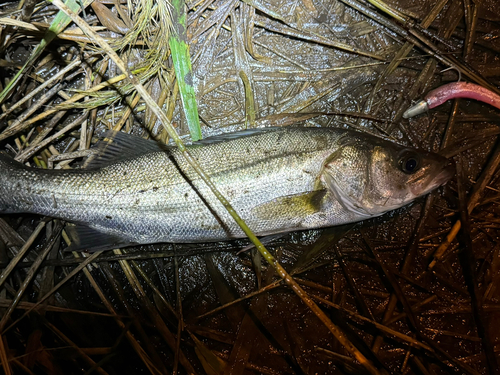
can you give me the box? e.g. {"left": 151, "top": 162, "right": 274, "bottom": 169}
{"left": 0, "top": 0, "right": 499, "bottom": 373}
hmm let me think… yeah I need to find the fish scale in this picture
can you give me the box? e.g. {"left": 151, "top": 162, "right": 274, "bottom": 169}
{"left": 0, "top": 127, "right": 452, "bottom": 250}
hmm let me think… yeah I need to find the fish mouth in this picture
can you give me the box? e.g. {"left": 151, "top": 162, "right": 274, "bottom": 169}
{"left": 421, "top": 163, "right": 454, "bottom": 194}
{"left": 436, "top": 163, "right": 455, "bottom": 185}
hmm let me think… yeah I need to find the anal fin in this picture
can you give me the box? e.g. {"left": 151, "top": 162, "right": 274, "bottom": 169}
{"left": 238, "top": 233, "right": 286, "bottom": 253}
{"left": 65, "top": 224, "right": 138, "bottom": 252}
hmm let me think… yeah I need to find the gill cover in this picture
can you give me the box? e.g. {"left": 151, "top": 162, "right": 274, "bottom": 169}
{"left": 321, "top": 138, "right": 374, "bottom": 218}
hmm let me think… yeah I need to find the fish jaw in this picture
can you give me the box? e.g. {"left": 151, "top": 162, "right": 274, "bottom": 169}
{"left": 409, "top": 163, "right": 454, "bottom": 197}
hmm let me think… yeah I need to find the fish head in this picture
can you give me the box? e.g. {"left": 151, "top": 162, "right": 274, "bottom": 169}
{"left": 321, "top": 134, "right": 454, "bottom": 218}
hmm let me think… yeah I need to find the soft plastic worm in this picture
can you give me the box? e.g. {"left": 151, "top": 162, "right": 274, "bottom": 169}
{"left": 403, "top": 82, "right": 500, "bottom": 118}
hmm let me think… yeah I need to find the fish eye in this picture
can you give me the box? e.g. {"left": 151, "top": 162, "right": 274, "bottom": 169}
{"left": 399, "top": 151, "right": 420, "bottom": 174}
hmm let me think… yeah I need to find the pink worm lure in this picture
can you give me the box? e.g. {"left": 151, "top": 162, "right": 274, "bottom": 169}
{"left": 403, "top": 82, "right": 500, "bottom": 118}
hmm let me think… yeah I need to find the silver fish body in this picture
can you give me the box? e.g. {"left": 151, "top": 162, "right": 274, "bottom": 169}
{"left": 0, "top": 127, "right": 452, "bottom": 249}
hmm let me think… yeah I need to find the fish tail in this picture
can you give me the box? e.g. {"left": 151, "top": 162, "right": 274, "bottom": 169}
{"left": 0, "top": 152, "right": 21, "bottom": 168}
{"left": 0, "top": 153, "right": 26, "bottom": 213}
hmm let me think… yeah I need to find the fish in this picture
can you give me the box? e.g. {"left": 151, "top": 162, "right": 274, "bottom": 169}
{"left": 0, "top": 127, "right": 453, "bottom": 251}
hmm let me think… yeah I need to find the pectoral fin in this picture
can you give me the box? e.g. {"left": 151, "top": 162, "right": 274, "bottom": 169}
{"left": 251, "top": 190, "right": 328, "bottom": 221}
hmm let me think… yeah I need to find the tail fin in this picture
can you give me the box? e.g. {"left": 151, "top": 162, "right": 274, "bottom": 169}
{"left": 0, "top": 153, "right": 26, "bottom": 213}
{"left": 0, "top": 152, "right": 22, "bottom": 168}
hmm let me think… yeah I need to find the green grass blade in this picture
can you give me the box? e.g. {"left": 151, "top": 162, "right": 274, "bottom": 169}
{"left": 169, "top": 0, "right": 202, "bottom": 141}
{"left": 0, "top": 0, "right": 92, "bottom": 104}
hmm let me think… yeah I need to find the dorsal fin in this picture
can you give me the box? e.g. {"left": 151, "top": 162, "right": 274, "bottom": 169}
{"left": 84, "top": 130, "right": 166, "bottom": 169}
{"left": 192, "top": 128, "right": 280, "bottom": 145}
